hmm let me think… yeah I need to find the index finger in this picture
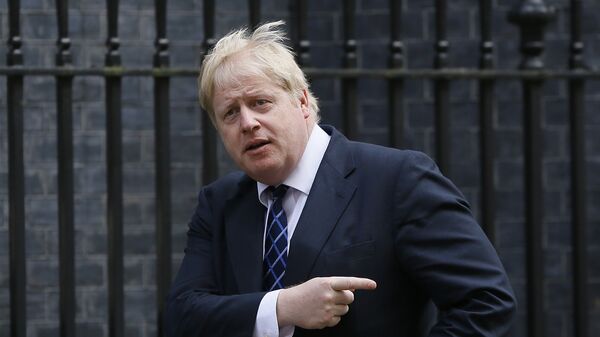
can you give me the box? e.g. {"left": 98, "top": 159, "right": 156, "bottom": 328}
{"left": 329, "top": 277, "right": 377, "bottom": 291}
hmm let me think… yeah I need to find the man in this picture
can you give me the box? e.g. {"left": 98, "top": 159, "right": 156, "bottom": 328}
{"left": 165, "top": 21, "right": 516, "bottom": 337}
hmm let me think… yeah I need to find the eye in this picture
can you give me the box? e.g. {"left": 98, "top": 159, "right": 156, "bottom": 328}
{"left": 222, "top": 108, "right": 239, "bottom": 122}
{"left": 253, "top": 98, "right": 271, "bottom": 110}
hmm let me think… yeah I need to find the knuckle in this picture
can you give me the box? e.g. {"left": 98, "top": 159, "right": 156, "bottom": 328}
{"left": 346, "top": 290, "right": 355, "bottom": 303}
{"left": 322, "top": 292, "right": 334, "bottom": 302}
{"left": 328, "top": 316, "right": 341, "bottom": 327}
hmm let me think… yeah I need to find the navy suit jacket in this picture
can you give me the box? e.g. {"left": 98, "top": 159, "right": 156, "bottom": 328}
{"left": 165, "top": 125, "right": 516, "bottom": 337}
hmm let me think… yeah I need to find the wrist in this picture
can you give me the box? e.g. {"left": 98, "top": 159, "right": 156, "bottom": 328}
{"left": 276, "top": 288, "right": 293, "bottom": 327}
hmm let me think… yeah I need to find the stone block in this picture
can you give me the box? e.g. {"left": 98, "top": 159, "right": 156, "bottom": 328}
{"left": 358, "top": 43, "right": 388, "bottom": 69}
{"left": 586, "top": 127, "right": 600, "bottom": 157}
{"left": 451, "top": 100, "right": 478, "bottom": 127}
{"left": 171, "top": 167, "right": 200, "bottom": 196}
{"left": 124, "top": 257, "right": 144, "bottom": 287}
{"left": 494, "top": 129, "right": 522, "bottom": 159}
{"left": 497, "top": 248, "right": 526, "bottom": 280}
{"left": 25, "top": 229, "right": 47, "bottom": 257}
{"left": 25, "top": 169, "right": 45, "bottom": 195}
{"left": 545, "top": 311, "right": 568, "bottom": 337}
{"left": 27, "top": 258, "right": 58, "bottom": 288}
{"left": 407, "top": 102, "right": 434, "bottom": 128}
{"left": 302, "top": 43, "right": 342, "bottom": 68}
{"left": 122, "top": 106, "right": 154, "bottom": 131}
{"left": 359, "top": 102, "right": 387, "bottom": 131}
{"left": 73, "top": 77, "right": 104, "bottom": 103}
{"left": 75, "top": 322, "right": 104, "bottom": 337}
{"left": 167, "top": 12, "right": 203, "bottom": 42}
{"left": 405, "top": 40, "right": 434, "bottom": 69}
{"left": 402, "top": 9, "right": 426, "bottom": 40}
{"left": 544, "top": 159, "right": 570, "bottom": 189}
{"left": 124, "top": 289, "right": 155, "bottom": 323}
{"left": 82, "top": 289, "right": 107, "bottom": 319}
{"left": 495, "top": 220, "right": 526, "bottom": 250}
{"left": 590, "top": 248, "right": 600, "bottom": 279}
{"left": 170, "top": 77, "right": 200, "bottom": 102}
{"left": 588, "top": 190, "right": 600, "bottom": 220}
{"left": 73, "top": 134, "right": 105, "bottom": 163}
{"left": 496, "top": 189, "right": 525, "bottom": 221}
{"left": 25, "top": 197, "right": 58, "bottom": 229}
{"left": 0, "top": 231, "right": 6, "bottom": 257}
{"left": 70, "top": 11, "right": 102, "bottom": 40}
{"left": 123, "top": 165, "right": 154, "bottom": 194}
{"left": 0, "top": 260, "right": 6, "bottom": 288}
{"left": 449, "top": 40, "right": 479, "bottom": 68}
{"left": 74, "top": 166, "right": 107, "bottom": 195}
{"left": 169, "top": 44, "right": 202, "bottom": 68}
{"left": 22, "top": 13, "right": 56, "bottom": 40}
{"left": 22, "top": 0, "right": 52, "bottom": 9}
{"left": 143, "top": 258, "right": 156, "bottom": 287}
{"left": 357, "top": 78, "right": 387, "bottom": 101}
{"left": 358, "top": 0, "right": 387, "bottom": 11}
{"left": 124, "top": 230, "right": 155, "bottom": 255}
{"left": 31, "top": 322, "right": 60, "bottom": 337}
{"left": 170, "top": 134, "right": 203, "bottom": 164}
{"left": 356, "top": 13, "right": 389, "bottom": 40}
{"left": 544, "top": 250, "right": 570, "bottom": 280}
{"left": 545, "top": 221, "right": 572, "bottom": 249}
{"left": 75, "top": 258, "right": 105, "bottom": 287}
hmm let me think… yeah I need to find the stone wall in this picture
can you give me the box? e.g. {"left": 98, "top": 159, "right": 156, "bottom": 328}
{"left": 0, "top": 1, "right": 598, "bottom": 336}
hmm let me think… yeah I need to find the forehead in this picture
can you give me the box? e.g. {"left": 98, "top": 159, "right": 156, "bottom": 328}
{"left": 215, "top": 76, "right": 277, "bottom": 100}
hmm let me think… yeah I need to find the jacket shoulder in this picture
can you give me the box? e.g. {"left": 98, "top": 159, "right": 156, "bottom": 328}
{"left": 199, "top": 171, "right": 254, "bottom": 204}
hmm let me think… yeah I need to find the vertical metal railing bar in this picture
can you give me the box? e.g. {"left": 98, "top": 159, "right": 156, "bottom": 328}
{"left": 154, "top": 1, "right": 172, "bottom": 336}
{"left": 201, "top": 0, "right": 218, "bottom": 184}
{"left": 478, "top": 0, "right": 496, "bottom": 243}
{"left": 568, "top": 1, "right": 588, "bottom": 336}
{"left": 55, "top": 0, "right": 75, "bottom": 336}
{"left": 105, "top": 1, "right": 124, "bottom": 337}
{"left": 342, "top": 0, "right": 358, "bottom": 140}
{"left": 388, "top": 0, "right": 404, "bottom": 148}
{"left": 434, "top": 0, "right": 450, "bottom": 175}
{"left": 249, "top": 0, "right": 261, "bottom": 29}
{"left": 508, "top": 2, "right": 555, "bottom": 337}
{"left": 7, "top": 0, "right": 26, "bottom": 336}
{"left": 293, "top": 0, "right": 310, "bottom": 68}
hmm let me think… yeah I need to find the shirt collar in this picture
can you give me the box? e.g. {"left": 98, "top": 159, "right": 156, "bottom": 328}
{"left": 257, "top": 124, "right": 331, "bottom": 206}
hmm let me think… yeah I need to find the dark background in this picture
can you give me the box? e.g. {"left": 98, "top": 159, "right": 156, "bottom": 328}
{"left": 0, "top": 1, "right": 599, "bottom": 336}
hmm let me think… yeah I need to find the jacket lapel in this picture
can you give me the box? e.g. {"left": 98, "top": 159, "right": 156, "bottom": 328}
{"left": 284, "top": 127, "right": 357, "bottom": 286}
{"left": 225, "top": 179, "right": 266, "bottom": 293}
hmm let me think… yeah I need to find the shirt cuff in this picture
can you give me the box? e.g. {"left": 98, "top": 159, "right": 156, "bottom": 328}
{"left": 253, "top": 290, "right": 295, "bottom": 337}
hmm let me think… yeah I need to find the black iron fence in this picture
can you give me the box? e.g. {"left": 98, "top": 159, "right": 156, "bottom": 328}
{"left": 3, "top": 1, "right": 599, "bottom": 337}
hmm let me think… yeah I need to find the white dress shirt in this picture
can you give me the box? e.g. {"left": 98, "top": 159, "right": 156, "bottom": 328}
{"left": 253, "top": 125, "right": 331, "bottom": 337}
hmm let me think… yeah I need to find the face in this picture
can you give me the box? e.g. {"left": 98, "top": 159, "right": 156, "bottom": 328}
{"left": 212, "top": 75, "right": 313, "bottom": 186}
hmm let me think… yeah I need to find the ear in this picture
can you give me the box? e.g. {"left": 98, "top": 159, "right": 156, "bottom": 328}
{"left": 299, "top": 89, "right": 310, "bottom": 119}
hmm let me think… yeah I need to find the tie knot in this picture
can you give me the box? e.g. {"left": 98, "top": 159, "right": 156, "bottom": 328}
{"left": 270, "top": 185, "right": 289, "bottom": 200}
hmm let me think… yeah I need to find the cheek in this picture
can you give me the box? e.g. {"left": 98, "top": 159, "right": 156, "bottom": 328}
{"left": 218, "top": 129, "right": 240, "bottom": 153}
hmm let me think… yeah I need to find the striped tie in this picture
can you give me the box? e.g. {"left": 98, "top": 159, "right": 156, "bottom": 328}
{"left": 263, "top": 185, "right": 289, "bottom": 291}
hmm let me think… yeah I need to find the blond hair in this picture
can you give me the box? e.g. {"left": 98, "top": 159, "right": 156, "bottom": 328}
{"left": 198, "top": 21, "right": 319, "bottom": 123}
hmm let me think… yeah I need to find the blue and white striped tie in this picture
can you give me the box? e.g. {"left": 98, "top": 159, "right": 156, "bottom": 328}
{"left": 263, "top": 185, "right": 289, "bottom": 291}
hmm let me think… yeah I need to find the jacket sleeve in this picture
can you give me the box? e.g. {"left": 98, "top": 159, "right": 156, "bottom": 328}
{"left": 394, "top": 152, "right": 517, "bottom": 337}
{"left": 165, "top": 188, "right": 266, "bottom": 337}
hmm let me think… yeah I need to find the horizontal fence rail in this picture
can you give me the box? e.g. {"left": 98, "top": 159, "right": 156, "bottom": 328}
{"left": 2, "top": 0, "right": 595, "bottom": 337}
{"left": 1, "top": 67, "right": 600, "bottom": 78}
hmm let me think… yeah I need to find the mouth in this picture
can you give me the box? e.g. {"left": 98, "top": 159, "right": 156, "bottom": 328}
{"left": 244, "top": 139, "right": 271, "bottom": 153}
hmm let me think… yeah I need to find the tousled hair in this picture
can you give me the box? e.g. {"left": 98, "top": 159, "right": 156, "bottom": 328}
{"left": 198, "top": 21, "right": 319, "bottom": 123}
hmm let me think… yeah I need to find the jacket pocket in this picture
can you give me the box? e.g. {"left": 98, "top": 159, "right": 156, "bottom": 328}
{"left": 324, "top": 240, "right": 376, "bottom": 275}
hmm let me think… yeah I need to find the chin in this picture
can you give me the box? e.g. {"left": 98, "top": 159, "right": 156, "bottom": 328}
{"left": 249, "top": 169, "right": 285, "bottom": 185}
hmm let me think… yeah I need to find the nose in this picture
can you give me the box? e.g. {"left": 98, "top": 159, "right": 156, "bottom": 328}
{"left": 239, "top": 105, "right": 260, "bottom": 133}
